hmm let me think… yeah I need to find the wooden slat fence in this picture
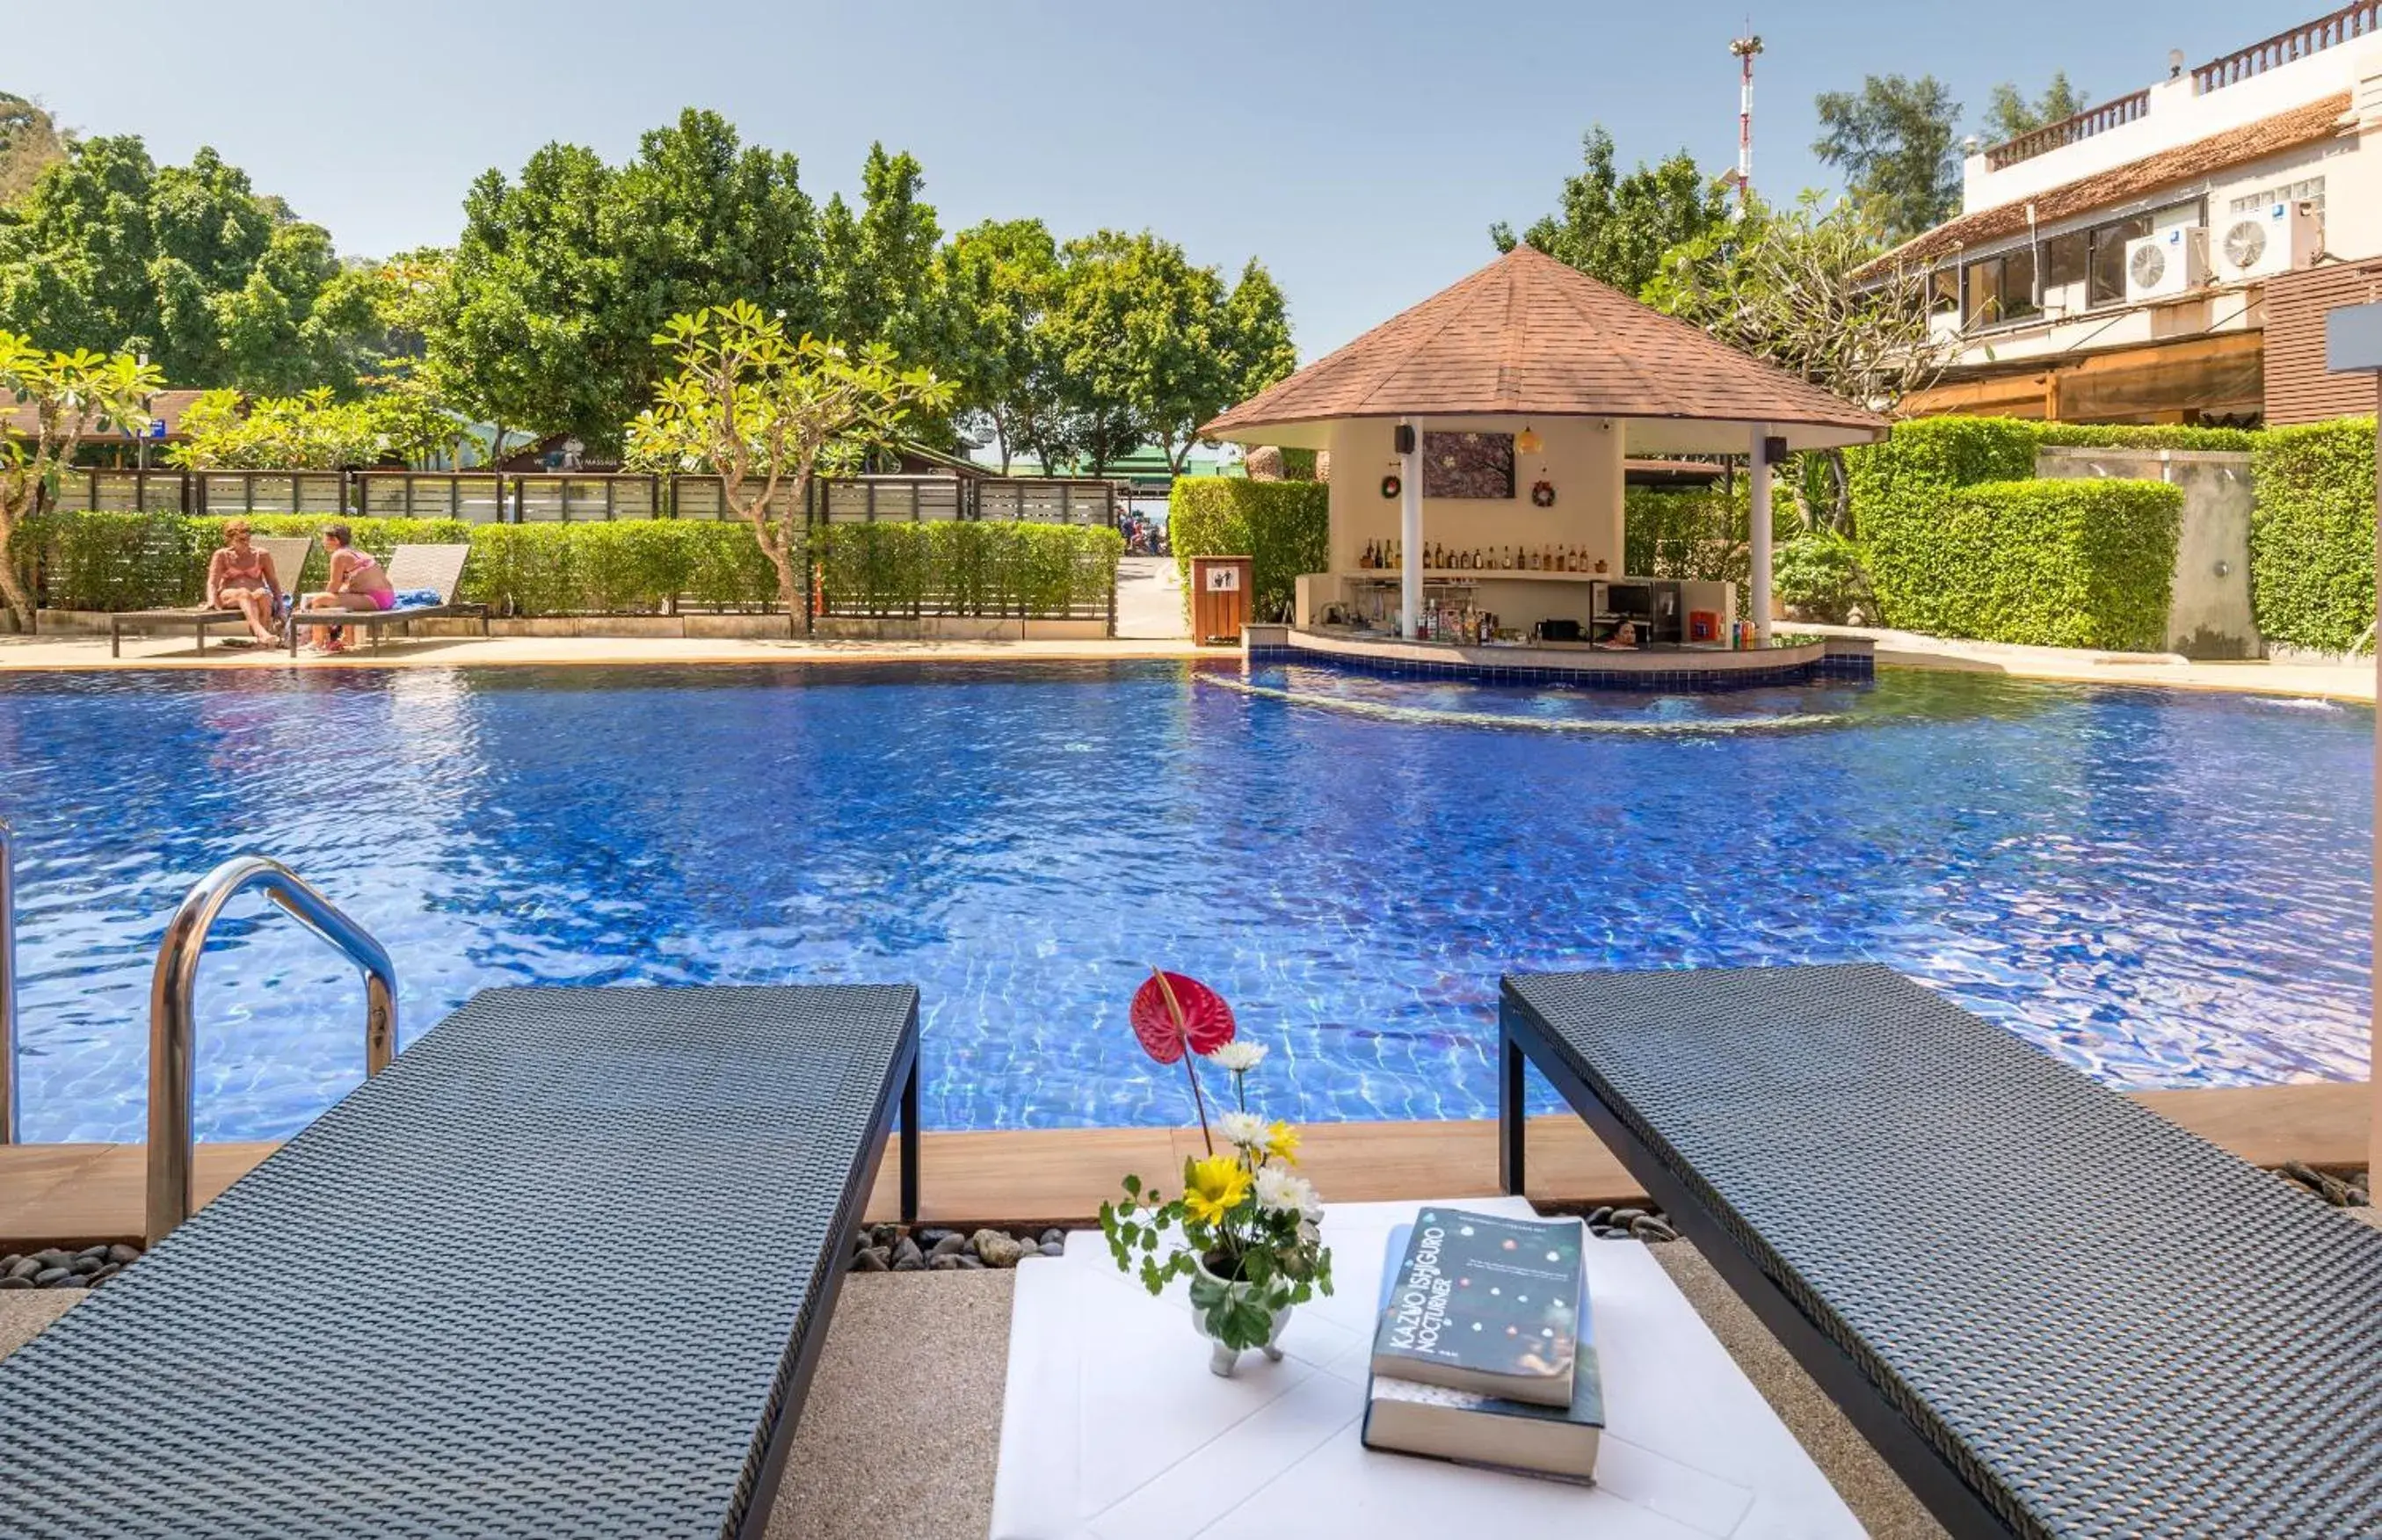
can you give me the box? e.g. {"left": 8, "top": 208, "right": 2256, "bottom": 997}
{"left": 39, "top": 469, "right": 1118, "bottom": 528}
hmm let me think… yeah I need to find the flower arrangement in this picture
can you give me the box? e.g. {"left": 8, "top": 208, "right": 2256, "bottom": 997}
{"left": 1098, "top": 970, "right": 1333, "bottom": 1364}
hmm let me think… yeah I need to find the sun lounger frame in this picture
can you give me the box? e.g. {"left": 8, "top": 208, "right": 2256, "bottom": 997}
{"left": 284, "top": 541, "right": 490, "bottom": 655}
{"left": 107, "top": 536, "right": 316, "bottom": 657}
{"left": 0, "top": 983, "right": 923, "bottom": 1537}
{"left": 1498, "top": 962, "right": 2382, "bottom": 1540}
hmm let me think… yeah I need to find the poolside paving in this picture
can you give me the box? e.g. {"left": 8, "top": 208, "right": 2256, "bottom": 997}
{"left": 2, "top": 1085, "right": 2365, "bottom": 1251}
{"left": 0, "top": 621, "right": 2366, "bottom": 700}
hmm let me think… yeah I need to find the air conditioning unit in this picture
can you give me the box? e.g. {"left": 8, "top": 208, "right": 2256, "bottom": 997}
{"left": 2213, "top": 201, "right": 2323, "bottom": 280}
{"left": 2124, "top": 226, "right": 2209, "bottom": 302}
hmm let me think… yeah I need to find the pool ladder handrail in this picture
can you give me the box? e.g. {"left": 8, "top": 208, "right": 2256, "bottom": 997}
{"left": 0, "top": 818, "right": 18, "bottom": 1146}
{"left": 149, "top": 855, "right": 398, "bottom": 1245}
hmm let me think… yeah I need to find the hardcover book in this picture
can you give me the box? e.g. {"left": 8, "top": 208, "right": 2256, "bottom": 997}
{"left": 1369, "top": 1207, "right": 1585, "bottom": 1406}
{"left": 1362, "top": 1222, "right": 1605, "bottom": 1481}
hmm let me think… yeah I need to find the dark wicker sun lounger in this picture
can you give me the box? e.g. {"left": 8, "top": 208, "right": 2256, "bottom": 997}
{"left": 109, "top": 535, "right": 315, "bottom": 656}
{"left": 0, "top": 983, "right": 921, "bottom": 1538}
{"left": 1499, "top": 963, "right": 2382, "bottom": 1540}
{"left": 286, "top": 541, "right": 490, "bottom": 655}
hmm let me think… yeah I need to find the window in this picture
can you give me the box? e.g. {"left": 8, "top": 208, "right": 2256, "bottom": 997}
{"left": 2230, "top": 176, "right": 2325, "bottom": 214}
{"left": 2084, "top": 199, "right": 2204, "bottom": 308}
{"left": 2088, "top": 214, "right": 2153, "bottom": 307}
{"left": 2044, "top": 230, "right": 2088, "bottom": 290}
{"left": 1929, "top": 264, "right": 1960, "bottom": 316}
{"left": 1962, "top": 245, "right": 2040, "bottom": 328}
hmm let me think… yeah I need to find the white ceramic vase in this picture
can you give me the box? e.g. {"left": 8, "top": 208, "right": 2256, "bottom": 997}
{"left": 1189, "top": 1255, "right": 1293, "bottom": 1377}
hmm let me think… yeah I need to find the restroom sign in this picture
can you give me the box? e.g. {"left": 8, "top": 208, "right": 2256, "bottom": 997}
{"left": 1205, "top": 566, "right": 1241, "bottom": 592}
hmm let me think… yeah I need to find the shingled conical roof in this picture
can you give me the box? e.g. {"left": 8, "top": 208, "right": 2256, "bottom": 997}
{"left": 1202, "top": 244, "right": 1888, "bottom": 448}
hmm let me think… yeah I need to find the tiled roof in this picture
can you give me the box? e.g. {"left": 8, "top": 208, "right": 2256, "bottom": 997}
{"left": 0, "top": 388, "right": 207, "bottom": 441}
{"left": 1201, "top": 245, "right": 1887, "bottom": 439}
{"left": 1854, "top": 92, "right": 2351, "bottom": 280}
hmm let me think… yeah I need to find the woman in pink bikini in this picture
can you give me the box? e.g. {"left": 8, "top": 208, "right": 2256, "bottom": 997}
{"left": 300, "top": 523, "right": 396, "bottom": 653}
{"left": 205, "top": 519, "right": 287, "bottom": 645}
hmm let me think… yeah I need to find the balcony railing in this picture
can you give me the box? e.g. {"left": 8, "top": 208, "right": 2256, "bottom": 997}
{"left": 2194, "top": 1, "right": 2381, "bottom": 92}
{"left": 1984, "top": 89, "right": 2153, "bottom": 171}
{"left": 1983, "top": 3, "right": 2379, "bottom": 172}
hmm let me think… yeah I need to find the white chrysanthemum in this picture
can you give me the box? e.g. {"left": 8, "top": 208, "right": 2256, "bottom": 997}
{"left": 1206, "top": 1042, "right": 1268, "bottom": 1073}
{"left": 1253, "top": 1166, "right": 1305, "bottom": 1213}
{"left": 1257, "top": 1168, "right": 1320, "bottom": 1219}
{"left": 1218, "top": 1111, "right": 1267, "bottom": 1148}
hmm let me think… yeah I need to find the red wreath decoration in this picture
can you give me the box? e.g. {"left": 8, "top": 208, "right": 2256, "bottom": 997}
{"left": 1530, "top": 479, "right": 1557, "bottom": 508}
{"left": 1129, "top": 968, "right": 1237, "bottom": 1151}
{"left": 1380, "top": 474, "right": 1401, "bottom": 499}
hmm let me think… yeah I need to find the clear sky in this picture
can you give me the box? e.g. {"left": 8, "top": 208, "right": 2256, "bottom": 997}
{"left": 11, "top": 0, "right": 2310, "bottom": 358}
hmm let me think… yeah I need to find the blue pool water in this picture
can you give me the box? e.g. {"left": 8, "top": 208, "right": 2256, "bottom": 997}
{"left": 0, "top": 660, "right": 2369, "bottom": 1143}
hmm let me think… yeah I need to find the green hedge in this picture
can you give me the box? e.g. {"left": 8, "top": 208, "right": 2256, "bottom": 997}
{"left": 11, "top": 512, "right": 474, "bottom": 612}
{"left": 1863, "top": 477, "right": 2182, "bottom": 650}
{"left": 1623, "top": 484, "right": 1768, "bottom": 587}
{"left": 1772, "top": 531, "right": 1867, "bottom": 623}
{"left": 2248, "top": 419, "right": 2375, "bottom": 653}
{"left": 1168, "top": 479, "right": 1327, "bottom": 621}
{"left": 1848, "top": 418, "right": 2256, "bottom": 506}
{"left": 11, "top": 512, "right": 1122, "bottom": 621}
{"left": 817, "top": 520, "right": 1121, "bottom": 617}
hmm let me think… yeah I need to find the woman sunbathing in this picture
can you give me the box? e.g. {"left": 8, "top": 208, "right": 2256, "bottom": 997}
{"left": 300, "top": 522, "right": 396, "bottom": 653}
{"left": 205, "top": 520, "right": 286, "bottom": 646}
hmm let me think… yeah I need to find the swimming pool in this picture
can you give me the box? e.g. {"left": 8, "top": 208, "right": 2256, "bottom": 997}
{"left": 0, "top": 659, "right": 2368, "bottom": 1143}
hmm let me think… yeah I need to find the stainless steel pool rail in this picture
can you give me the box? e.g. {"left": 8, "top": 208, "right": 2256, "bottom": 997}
{"left": 0, "top": 818, "right": 18, "bottom": 1146}
{"left": 148, "top": 856, "right": 397, "bottom": 1245}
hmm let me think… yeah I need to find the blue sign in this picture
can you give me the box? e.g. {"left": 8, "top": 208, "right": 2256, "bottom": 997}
{"left": 148, "top": 419, "right": 166, "bottom": 439}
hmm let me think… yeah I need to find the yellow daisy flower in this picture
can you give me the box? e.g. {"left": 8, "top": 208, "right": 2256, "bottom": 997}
{"left": 1182, "top": 1154, "right": 1252, "bottom": 1226}
{"left": 1266, "top": 1120, "right": 1302, "bottom": 1165}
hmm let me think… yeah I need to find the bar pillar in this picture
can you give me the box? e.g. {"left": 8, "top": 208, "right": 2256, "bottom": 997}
{"left": 1748, "top": 425, "right": 1773, "bottom": 646}
{"left": 1399, "top": 417, "right": 1422, "bottom": 639}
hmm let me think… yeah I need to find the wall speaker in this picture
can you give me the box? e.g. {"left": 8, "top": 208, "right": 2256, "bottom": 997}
{"left": 1393, "top": 425, "right": 1416, "bottom": 454}
{"left": 1763, "top": 434, "right": 1790, "bottom": 463}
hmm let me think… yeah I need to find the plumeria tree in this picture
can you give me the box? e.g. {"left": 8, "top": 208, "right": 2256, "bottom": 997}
{"left": 166, "top": 387, "right": 459, "bottom": 470}
{"left": 0, "top": 333, "right": 163, "bottom": 630}
{"left": 1646, "top": 192, "right": 1951, "bottom": 532}
{"left": 623, "top": 301, "right": 952, "bottom": 628}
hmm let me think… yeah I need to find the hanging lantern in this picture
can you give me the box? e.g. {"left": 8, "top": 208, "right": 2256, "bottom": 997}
{"left": 1515, "top": 425, "right": 1543, "bottom": 456}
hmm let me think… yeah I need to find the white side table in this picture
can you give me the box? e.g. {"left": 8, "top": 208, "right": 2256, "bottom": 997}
{"left": 990, "top": 1196, "right": 1863, "bottom": 1539}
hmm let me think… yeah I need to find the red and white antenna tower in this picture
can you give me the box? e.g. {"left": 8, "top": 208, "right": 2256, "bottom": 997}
{"left": 1729, "top": 28, "right": 1764, "bottom": 213}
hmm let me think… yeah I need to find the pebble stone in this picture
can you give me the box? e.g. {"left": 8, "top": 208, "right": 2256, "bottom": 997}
{"left": 840, "top": 1202, "right": 1718, "bottom": 1279}
{"left": 848, "top": 1224, "right": 1069, "bottom": 1274}
{"left": 0, "top": 1244, "right": 142, "bottom": 1290}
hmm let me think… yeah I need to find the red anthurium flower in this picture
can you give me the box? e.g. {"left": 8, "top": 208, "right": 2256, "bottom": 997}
{"left": 1129, "top": 970, "right": 1236, "bottom": 1064}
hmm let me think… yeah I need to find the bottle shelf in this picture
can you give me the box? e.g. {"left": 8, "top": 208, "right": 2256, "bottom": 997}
{"left": 1338, "top": 569, "right": 1609, "bottom": 583}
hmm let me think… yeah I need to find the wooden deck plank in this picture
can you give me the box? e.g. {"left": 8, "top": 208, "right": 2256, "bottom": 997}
{"left": 2, "top": 1083, "right": 2367, "bottom": 1247}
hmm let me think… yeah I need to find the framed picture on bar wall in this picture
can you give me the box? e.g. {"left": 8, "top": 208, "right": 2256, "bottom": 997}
{"left": 1421, "top": 431, "right": 1515, "bottom": 499}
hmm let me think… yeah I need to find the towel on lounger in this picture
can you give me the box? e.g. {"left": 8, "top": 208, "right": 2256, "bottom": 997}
{"left": 391, "top": 588, "right": 444, "bottom": 610}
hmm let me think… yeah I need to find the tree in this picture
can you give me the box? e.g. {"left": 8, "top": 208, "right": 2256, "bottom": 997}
{"left": 0, "top": 137, "right": 375, "bottom": 393}
{"left": 1985, "top": 73, "right": 2088, "bottom": 144}
{"left": 432, "top": 110, "right": 826, "bottom": 455}
{"left": 935, "top": 218, "right": 1073, "bottom": 472}
{"left": 818, "top": 144, "right": 942, "bottom": 367}
{"left": 1492, "top": 127, "right": 1732, "bottom": 299}
{"left": 0, "top": 333, "right": 162, "bottom": 628}
{"left": 165, "top": 387, "right": 454, "bottom": 470}
{"left": 1812, "top": 76, "right": 1963, "bottom": 243}
{"left": 621, "top": 301, "right": 952, "bottom": 626}
{"left": 1646, "top": 194, "right": 1950, "bottom": 530}
{"left": 1046, "top": 232, "right": 1295, "bottom": 475}
{"left": 0, "top": 92, "right": 69, "bottom": 204}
